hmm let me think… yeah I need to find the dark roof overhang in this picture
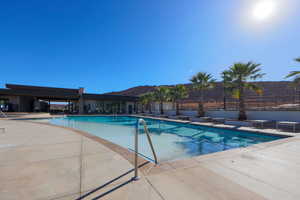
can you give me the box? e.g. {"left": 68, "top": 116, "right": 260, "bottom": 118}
{"left": 0, "top": 88, "right": 79, "bottom": 100}
{"left": 83, "top": 93, "right": 139, "bottom": 101}
{"left": 5, "top": 84, "right": 79, "bottom": 94}
{"left": 0, "top": 84, "right": 139, "bottom": 102}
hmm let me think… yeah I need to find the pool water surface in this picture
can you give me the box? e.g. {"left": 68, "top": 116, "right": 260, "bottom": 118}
{"left": 48, "top": 116, "right": 286, "bottom": 162}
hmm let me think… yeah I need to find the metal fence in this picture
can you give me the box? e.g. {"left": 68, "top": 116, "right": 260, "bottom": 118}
{"left": 178, "top": 94, "right": 300, "bottom": 111}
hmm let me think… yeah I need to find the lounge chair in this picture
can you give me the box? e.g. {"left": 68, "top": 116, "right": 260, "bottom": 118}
{"left": 167, "top": 115, "right": 177, "bottom": 119}
{"left": 248, "top": 120, "right": 273, "bottom": 129}
{"left": 200, "top": 117, "right": 212, "bottom": 122}
{"left": 225, "top": 120, "right": 251, "bottom": 127}
{"left": 276, "top": 121, "right": 300, "bottom": 132}
{"left": 156, "top": 114, "right": 168, "bottom": 118}
{"left": 211, "top": 117, "right": 226, "bottom": 124}
{"left": 190, "top": 117, "right": 212, "bottom": 122}
{"left": 176, "top": 115, "right": 190, "bottom": 120}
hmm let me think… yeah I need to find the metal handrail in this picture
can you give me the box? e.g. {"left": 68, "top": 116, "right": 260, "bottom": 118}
{"left": 133, "top": 118, "right": 158, "bottom": 180}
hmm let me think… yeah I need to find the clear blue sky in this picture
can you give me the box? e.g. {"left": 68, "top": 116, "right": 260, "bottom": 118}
{"left": 1, "top": 0, "right": 300, "bottom": 93}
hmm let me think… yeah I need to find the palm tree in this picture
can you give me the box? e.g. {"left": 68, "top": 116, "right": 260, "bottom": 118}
{"left": 140, "top": 92, "right": 155, "bottom": 114}
{"left": 190, "top": 72, "right": 215, "bottom": 117}
{"left": 139, "top": 94, "right": 147, "bottom": 113}
{"left": 285, "top": 57, "right": 300, "bottom": 83}
{"left": 286, "top": 58, "right": 300, "bottom": 103}
{"left": 169, "top": 85, "right": 189, "bottom": 115}
{"left": 153, "top": 86, "right": 170, "bottom": 115}
{"left": 223, "top": 62, "right": 265, "bottom": 120}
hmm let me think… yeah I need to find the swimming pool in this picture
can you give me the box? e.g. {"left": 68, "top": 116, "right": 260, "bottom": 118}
{"left": 48, "top": 116, "right": 286, "bottom": 162}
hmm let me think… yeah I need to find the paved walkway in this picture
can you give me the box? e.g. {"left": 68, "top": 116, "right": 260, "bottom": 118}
{"left": 0, "top": 119, "right": 299, "bottom": 200}
{"left": 145, "top": 136, "right": 300, "bottom": 200}
{"left": 0, "top": 119, "right": 160, "bottom": 200}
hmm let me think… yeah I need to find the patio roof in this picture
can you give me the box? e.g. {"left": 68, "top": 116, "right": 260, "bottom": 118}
{"left": 0, "top": 84, "right": 138, "bottom": 101}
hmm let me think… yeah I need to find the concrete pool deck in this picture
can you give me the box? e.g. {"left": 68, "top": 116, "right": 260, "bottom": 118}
{"left": 0, "top": 117, "right": 300, "bottom": 199}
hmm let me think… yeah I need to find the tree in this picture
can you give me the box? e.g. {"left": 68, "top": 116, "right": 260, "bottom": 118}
{"left": 139, "top": 92, "right": 155, "bottom": 114}
{"left": 221, "top": 71, "right": 235, "bottom": 110}
{"left": 153, "top": 86, "right": 170, "bottom": 115}
{"left": 190, "top": 72, "right": 215, "bottom": 117}
{"left": 169, "top": 85, "right": 189, "bottom": 115}
{"left": 285, "top": 57, "right": 300, "bottom": 84}
{"left": 223, "top": 62, "right": 265, "bottom": 120}
{"left": 139, "top": 94, "right": 147, "bottom": 113}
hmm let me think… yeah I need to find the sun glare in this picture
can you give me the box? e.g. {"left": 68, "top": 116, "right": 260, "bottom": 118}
{"left": 252, "top": 0, "right": 276, "bottom": 21}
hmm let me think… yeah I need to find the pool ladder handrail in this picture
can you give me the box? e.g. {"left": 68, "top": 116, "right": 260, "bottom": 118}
{"left": 133, "top": 118, "right": 158, "bottom": 180}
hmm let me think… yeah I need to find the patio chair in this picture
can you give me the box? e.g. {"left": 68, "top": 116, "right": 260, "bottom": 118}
{"left": 276, "top": 121, "right": 300, "bottom": 132}
{"left": 0, "top": 110, "right": 7, "bottom": 118}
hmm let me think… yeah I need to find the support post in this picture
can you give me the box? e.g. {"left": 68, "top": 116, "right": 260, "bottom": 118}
{"left": 48, "top": 100, "right": 51, "bottom": 113}
{"left": 133, "top": 120, "right": 139, "bottom": 180}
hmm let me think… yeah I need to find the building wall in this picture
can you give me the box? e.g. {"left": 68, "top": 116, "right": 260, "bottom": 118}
{"left": 83, "top": 100, "right": 128, "bottom": 114}
{"left": 151, "top": 102, "right": 173, "bottom": 114}
{"left": 19, "top": 96, "right": 34, "bottom": 112}
{"left": 126, "top": 102, "right": 135, "bottom": 114}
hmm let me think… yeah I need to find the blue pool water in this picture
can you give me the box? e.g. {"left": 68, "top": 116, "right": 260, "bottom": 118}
{"left": 48, "top": 116, "right": 286, "bottom": 162}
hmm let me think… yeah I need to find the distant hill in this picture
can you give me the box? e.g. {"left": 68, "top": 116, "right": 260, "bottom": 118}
{"left": 107, "top": 86, "right": 157, "bottom": 97}
{"left": 105, "top": 81, "right": 297, "bottom": 103}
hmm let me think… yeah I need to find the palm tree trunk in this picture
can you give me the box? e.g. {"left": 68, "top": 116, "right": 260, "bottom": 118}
{"left": 198, "top": 103, "right": 204, "bottom": 117}
{"left": 160, "top": 101, "right": 164, "bottom": 115}
{"left": 176, "top": 102, "right": 180, "bottom": 115}
{"left": 238, "top": 87, "right": 247, "bottom": 120}
{"left": 198, "top": 90, "right": 205, "bottom": 117}
{"left": 149, "top": 103, "right": 152, "bottom": 114}
{"left": 223, "top": 87, "right": 227, "bottom": 110}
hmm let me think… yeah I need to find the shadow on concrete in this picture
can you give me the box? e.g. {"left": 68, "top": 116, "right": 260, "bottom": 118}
{"left": 76, "top": 161, "right": 150, "bottom": 200}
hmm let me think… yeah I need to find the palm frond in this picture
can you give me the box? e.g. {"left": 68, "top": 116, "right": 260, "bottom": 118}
{"left": 223, "top": 61, "right": 264, "bottom": 100}
{"left": 190, "top": 72, "right": 215, "bottom": 91}
{"left": 250, "top": 73, "right": 265, "bottom": 80}
{"left": 169, "top": 85, "right": 189, "bottom": 101}
{"left": 153, "top": 86, "right": 170, "bottom": 102}
{"left": 285, "top": 71, "right": 300, "bottom": 79}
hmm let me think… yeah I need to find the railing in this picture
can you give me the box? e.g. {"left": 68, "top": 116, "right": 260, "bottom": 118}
{"left": 133, "top": 118, "right": 158, "bottom": 180}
